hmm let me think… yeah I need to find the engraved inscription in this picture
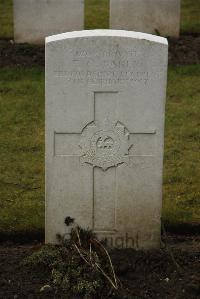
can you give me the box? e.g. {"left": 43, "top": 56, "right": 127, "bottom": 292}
{"left": 74, "top": 48, "right": 137, "bottom": 58}
{"left": 51, "top": 41, "right": 167, "bottom": 86}
{"left": 51, "top": 43, "right": 160, "bottom": 85}
{"left": 51, "top": 44, "right": 152, "bottom": 85}
{"left": 54, "top": 70, "right": 149, "bottom": 85}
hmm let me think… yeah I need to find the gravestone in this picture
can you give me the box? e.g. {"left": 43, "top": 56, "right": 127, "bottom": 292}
{"left": 110, "top": 0, "right": 180, "bottom": 37}
{"left": 46, "top": 30, "right": 168, "bottom": 249}
{"left": 14, "top": 0, "right": 84, "bottom": 44}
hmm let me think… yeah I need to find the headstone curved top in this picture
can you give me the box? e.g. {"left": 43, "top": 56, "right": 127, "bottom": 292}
{"left": 46, "top": 30, "right": 168, "bottom": 249}
{"left": 14, "top": 0, "right": 84, "bottom": 44}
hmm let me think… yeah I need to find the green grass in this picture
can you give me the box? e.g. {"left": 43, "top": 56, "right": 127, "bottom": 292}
{"left": 163, "top": 65, "right": 200, "bottom": 228}
{"left": 181, "top": 0, "right": 200, "bottom": 34}
{"left": 0, "top": 0, "right": 199, "bottom": 39}
{"left": 0, "top": 68, "right": 44, "bottom": 234}
{"left": 0, "top": 0, "right": 13, "bottom": 39}
{"left": 85, "top": 0, "right": 109, "bottom": 29}
{"left": 0, "top": 65, "right": 199, "bottom": 235}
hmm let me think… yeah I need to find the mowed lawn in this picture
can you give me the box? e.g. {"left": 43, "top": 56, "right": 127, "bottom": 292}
{"left": 0, "top": 65, "right": 199, "bottom": 235}
{"left": 0, "top": 0, "right": 200, "bottom": 39}
{"left": 0, "top": 69, "right": 45, "bottom": 234}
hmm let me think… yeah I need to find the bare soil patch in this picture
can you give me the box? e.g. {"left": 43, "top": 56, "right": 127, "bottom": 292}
{"left": 0, "top": 235, "right": 199, "bottom": 299}
{"left": 169, "top": 34, "right": 200, "bottom": 65}
{"left": 0, "top": 35, "right": 200, "bottom": 68}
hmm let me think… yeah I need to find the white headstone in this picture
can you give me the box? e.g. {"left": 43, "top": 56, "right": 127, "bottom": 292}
{"left": 110, "top": 0, "right": 180, "bottom": 37}
{"left": 45, "top": 30, "right": 168, "bottom": 249}
{"left": 14, "top": 0, "right": 84, "bottom": 44}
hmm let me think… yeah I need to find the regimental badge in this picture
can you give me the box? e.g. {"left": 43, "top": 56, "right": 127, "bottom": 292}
{"left": 80, "top": 118, "right": 132, "bottom": 170}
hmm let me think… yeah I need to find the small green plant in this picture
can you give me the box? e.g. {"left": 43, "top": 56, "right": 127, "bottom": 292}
{"left": 23, "top": 221, "right": 119, "bottom": 298}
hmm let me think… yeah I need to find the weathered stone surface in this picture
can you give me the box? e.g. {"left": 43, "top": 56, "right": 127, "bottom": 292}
{"left": 14, "top": 0, "right": 84, "bottom": 44}
{"left": 45, "top": 30, "right": 168, "bottom": 249}
{"left": 110, "top": 0, "right": 180, "bottom": 37}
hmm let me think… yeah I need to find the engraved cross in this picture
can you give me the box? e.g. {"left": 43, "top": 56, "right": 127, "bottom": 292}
{"left": 54, "top": 91, "right": 156, "bottom": 232}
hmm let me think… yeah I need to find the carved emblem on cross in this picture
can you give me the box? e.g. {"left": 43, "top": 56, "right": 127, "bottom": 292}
{"left": 80, "top": 118, "right": 132, "bottom": 170}
{"left": 54, "top": 91, "right": 156, "bottom": 231}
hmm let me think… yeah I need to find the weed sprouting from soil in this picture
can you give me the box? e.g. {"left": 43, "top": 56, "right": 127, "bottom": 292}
{"left": 23, "top": 222, "right": 119, "bottom": 298}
